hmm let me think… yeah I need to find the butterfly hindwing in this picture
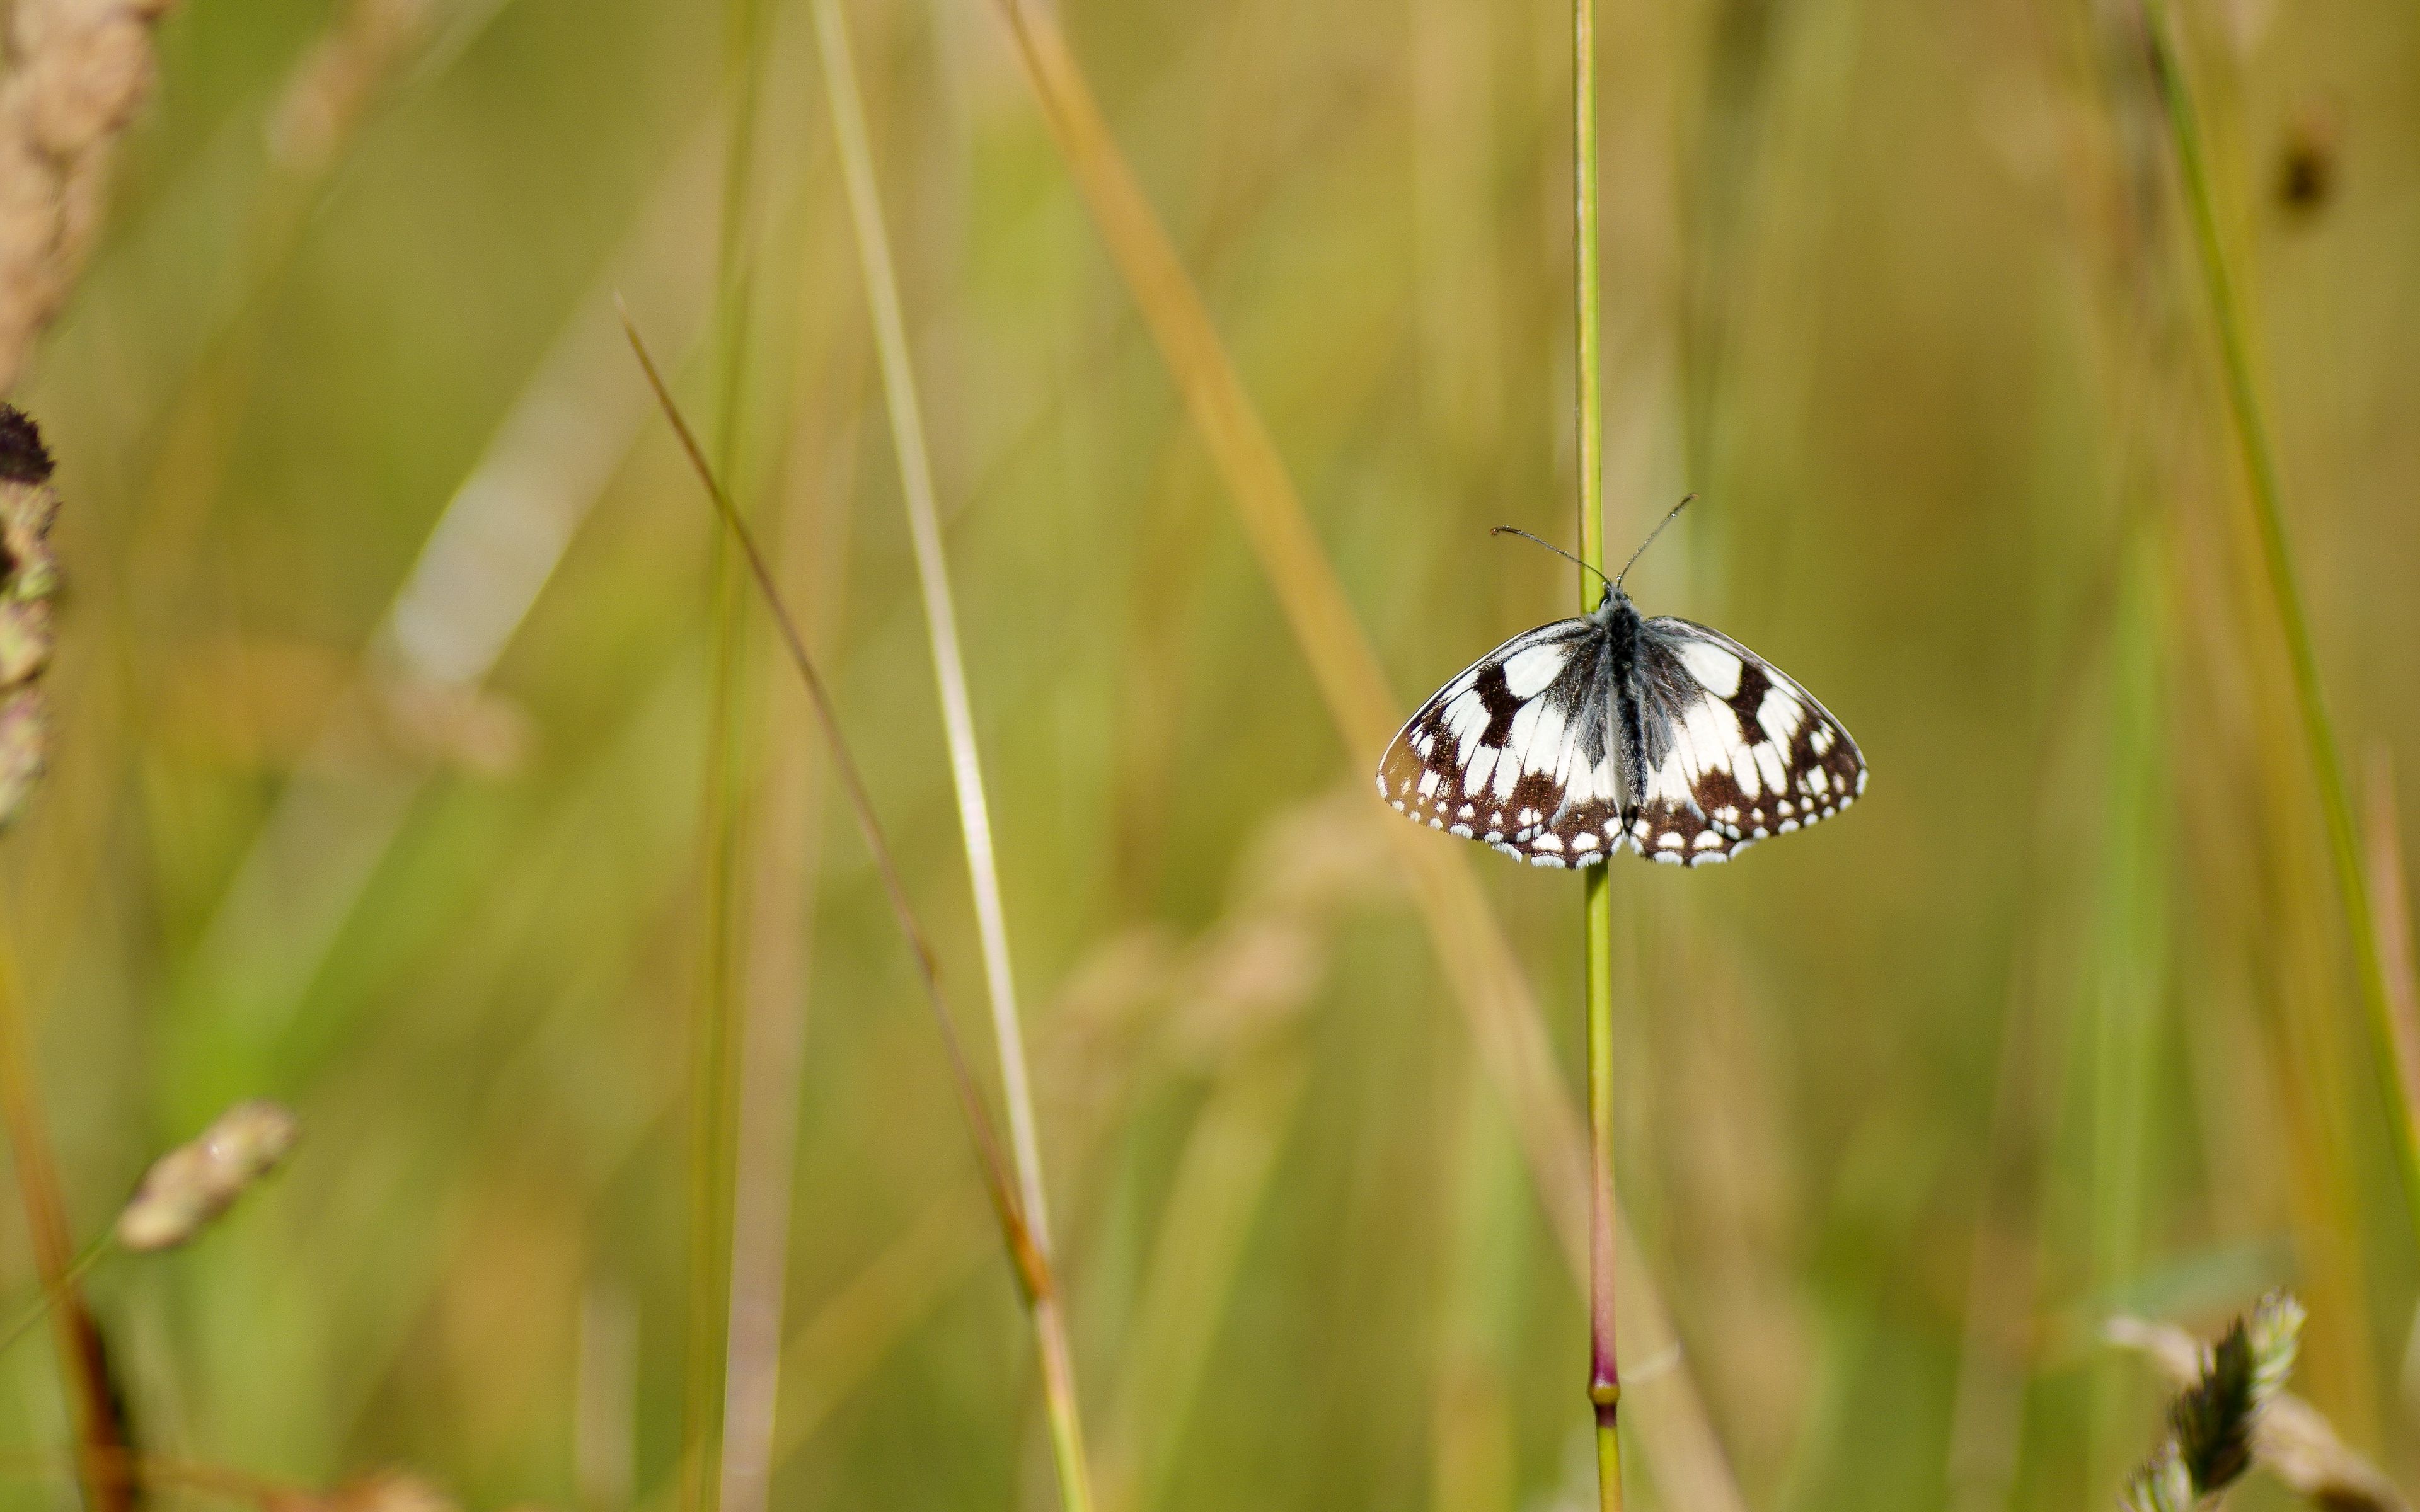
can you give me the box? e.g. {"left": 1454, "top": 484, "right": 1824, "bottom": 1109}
{"left": 1374, "top": 620, "right": 1632, "bottom": 867}
{"left": 1624, "top": 617, "right": 1866, "bottom": 866}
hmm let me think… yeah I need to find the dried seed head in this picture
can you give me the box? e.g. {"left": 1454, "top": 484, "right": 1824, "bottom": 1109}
{"left": 267, "top": 0, "right": 435, "bottom": 176}
{"left": 0, "top": 1, "right": 183, "bottom": 391}
{"left": 2170, "top": 1319, "right": 2259, "bottom": 1491}
{"left": 2112, "top": 1292, "right": 2334, "bottom": 1512}
{"left": 0, "top": 405, "right": 54, "bottom": 483}
{"left": 0, "top": 404, "right": 59, "bottom": 829}
{"left": 115, "top": 1100, "right": 300, "bottom": 1252}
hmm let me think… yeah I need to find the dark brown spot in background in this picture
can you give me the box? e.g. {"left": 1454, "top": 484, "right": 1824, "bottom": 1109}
{"left": 2276, "top": 109, "right": 2337, "bottom": 220}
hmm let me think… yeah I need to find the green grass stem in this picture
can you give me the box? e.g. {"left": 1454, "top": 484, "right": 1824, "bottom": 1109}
{"left": 806, "top": 3, "right": 1094, "bottom": 1506}
{"left": 622, "top": 304, "right": 1076, "bottom": 1511}
{"left": 1574, "top": 0, "right": 1622, "bottom": 1506}
{"left": 684, "top": 8, "right": 770, "bottom": 1509}
{"left": 2140, "top": 0, "right": 2420, "bottom": 1249}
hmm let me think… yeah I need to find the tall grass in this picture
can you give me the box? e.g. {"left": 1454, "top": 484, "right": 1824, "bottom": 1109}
{"left": 807, "top": 0, "right": 1094, "bottom": 1502}
{"left": 626, "top": 306, "right": 1092, "bottom": 1512}
{"left": 3, "top": 3, "right": 2418, "bottom": 1508}
{"left": 1570, "top": 0, "right": 1623, "bottom": 1508}
{"left": 679, "top": 3, "right": 771, "bottom": 1506}
{"left": 981, "top": 4, "right": 1744, "bottom": 1506}
{"left": 2138, "top": 0, "right": 2420, "bottom": 1247}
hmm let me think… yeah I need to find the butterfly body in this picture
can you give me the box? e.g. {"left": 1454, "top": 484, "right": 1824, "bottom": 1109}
{"left": 1377, "top": 581, "right": 1865, "bottom": 868}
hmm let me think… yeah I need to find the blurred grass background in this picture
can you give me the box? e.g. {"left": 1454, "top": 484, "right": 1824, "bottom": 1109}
{"left": 1, "top": 0, "right": 2418, "bottom": 1507}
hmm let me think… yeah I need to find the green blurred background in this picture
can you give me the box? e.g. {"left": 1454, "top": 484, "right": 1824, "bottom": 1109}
{"left": 4, "top": 0, "right": 2418, "bottom": 1507}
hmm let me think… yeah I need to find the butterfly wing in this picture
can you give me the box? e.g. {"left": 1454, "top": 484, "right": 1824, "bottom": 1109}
{"left": 1625, "top": 616, "right": 1866, "bottom": 866}
{"left": 1374, "top": 619, "right": 1631, "bottom": 867}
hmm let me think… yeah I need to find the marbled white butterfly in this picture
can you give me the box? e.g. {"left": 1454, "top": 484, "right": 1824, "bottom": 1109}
{"left": 1376, "top": 500, "right": 1866, "bottom": 868}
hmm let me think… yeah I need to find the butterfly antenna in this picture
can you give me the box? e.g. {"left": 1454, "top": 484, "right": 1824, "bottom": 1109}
{"left": 1490, "top": 526, "right": 1612, "bottom": 590}
{"left": 1613, "top": 492, "right": 1698, "bottom": 589}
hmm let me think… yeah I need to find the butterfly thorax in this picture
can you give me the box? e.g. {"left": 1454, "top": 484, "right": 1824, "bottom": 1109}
{"left": 1595, "top": 589, "right": 1645, "bottom": 811}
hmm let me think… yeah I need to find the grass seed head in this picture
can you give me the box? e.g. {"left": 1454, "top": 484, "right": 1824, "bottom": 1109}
{"left": 2116, "top": 1291, "right": 2316, "bottom": 1511}
{"left": 116, "top": 1100, "right": 301, "bottom": 1252}
{"left": 0, "top": 403, "right": 59, "bottom": 827}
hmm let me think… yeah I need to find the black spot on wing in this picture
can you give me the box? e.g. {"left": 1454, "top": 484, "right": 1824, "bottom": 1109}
{"left": 1472, "top": 662, "right": 1522, "bottom": 747}
{"left": 1726, "top": 658, "right": 1773, "bottom": 747}
{"left": 1375, "top": 618, "right": 1601, "bottom": 846}
{"left": 1375, "top": 616, "right": 1636, "bottom": 869}
{"left": 1628, "top": 615, "right": 1868, "bottom": 866}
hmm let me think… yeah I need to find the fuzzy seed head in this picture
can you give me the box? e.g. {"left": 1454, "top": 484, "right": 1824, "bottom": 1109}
{"left": 0, "top": 404, "right": 59, "bottom": 829}
{"left": 2244, "top": 1289, "right": 2305, "bottom": 1406}
{"left": 116, "top": 1099, "right": 300, "bottom": 1251}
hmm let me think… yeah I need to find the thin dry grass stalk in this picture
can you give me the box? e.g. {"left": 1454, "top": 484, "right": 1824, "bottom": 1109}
{"left": 0, "top": 0, "right": 182, "bottom": 392}
{"left": 2363, "top": 748, "right": 2420, "bottom": 1126}
{"left": 2138, "top": 0, "right": 2420, "bottom": 1247}
{"left": 808, "top": 6, "right": 1093, "bottom": 1504}
{"left": 810, "top": 0, "right": 1056, "bottom": 1254}
{"left": 977, "top": 7, "right": 1742, "bottom": 1507}
{"left": 0, "top": 1448, "right": 306, "bottom": 1509}
{"left": 0, "top": 403, "right": 130, "bottom": 1512}
{"left": 621, "top": 304, "right": 1075, "bottom": 1486}
{"left": 682, "top": 9, "right": 771, "bottom": 1504}
{"left": 718, "top": 364, "right": 860, "bottom": 1512}
{"left": 267, "top": 0, "right": 437, "bottom": 175}
{"left": 0, "top": 965, "right": 129, "bottom": 1512}
{"left": 766, "top": 788, "right": 1392, "bottom": 1482}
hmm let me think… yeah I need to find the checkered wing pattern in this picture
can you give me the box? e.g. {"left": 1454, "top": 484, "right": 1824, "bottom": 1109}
{"left": 1622, "top": 617, "right": 1866, "bottom": 866}
{"left": 1374, "top": 621, "right": 1631, "bottom": 868}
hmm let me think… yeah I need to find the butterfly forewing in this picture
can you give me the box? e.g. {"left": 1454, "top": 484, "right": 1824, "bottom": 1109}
{"left": 1625, "top": 617, "right": 1866, "bottom": 866}
{"left": 1374, "top": 620, "right": 1632, "bottom": 867}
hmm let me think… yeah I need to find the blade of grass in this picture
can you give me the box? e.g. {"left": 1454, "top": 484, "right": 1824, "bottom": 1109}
{"left": 805, "top": 4, "right": 1094, "bottom": 1506}
{"left": 2087, "top": 529, "right": 2171, "bottom": 1485}
{"left": 0, "top": 1237, "right": 106, "bottom": 1361}
{"left": 683, "top": 6, "right": 771, "bottom": 1504}
{"left": 2138, "top": 0, "right": 2420, "bottom": 1247}
{"left": 621, "top": 304, "right": 1075, "bottom": 1502}
{"left": 717, "top": 367, "right": 860, "bottom": 1512}
{"left": 808, "top": 0, "right": 1058, "bottom": 1274}
{"left": 2361, "top": 749, "right": 2420, "bottom": 1145}
{"left": 1573, "top": 0, "right": 1623, "bottom": 1506}
{"left": 976, "top": 9, "right": 1744, "bottom": 1511}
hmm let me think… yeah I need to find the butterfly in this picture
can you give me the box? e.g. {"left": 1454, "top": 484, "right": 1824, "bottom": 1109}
{"left": 1376, "top": 499, "right": 1865, "bottom": 868}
